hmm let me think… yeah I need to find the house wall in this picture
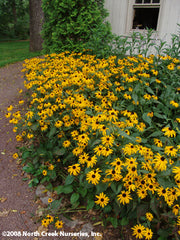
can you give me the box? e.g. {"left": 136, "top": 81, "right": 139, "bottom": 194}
{"left": 104, "top": 0, "right": 180, "bottom": 43}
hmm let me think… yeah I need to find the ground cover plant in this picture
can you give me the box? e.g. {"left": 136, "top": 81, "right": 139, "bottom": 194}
{"left": 0, "top": 40, "right": 41, "bottom": 67}
{"left": 7, "top": 48, "right": 180, "bottom": 240}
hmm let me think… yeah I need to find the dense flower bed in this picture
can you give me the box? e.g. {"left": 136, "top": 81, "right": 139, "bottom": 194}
{"left": 7, "top": 52, "right": 180, "bottom": 239}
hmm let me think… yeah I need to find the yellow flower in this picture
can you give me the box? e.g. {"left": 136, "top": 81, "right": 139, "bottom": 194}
{"left": 7, "top": 105, "right": 13, "bottom": 111}
{"left": 172, "top": 204, "right": 180, "bottom": 216}
{"left": 48, "top": 164, "right": 54, "bottom": 170}
{"left": 131, "top": 224, "right": 145, "bottom": 239}
{"left": 46, "top": 214, "right": 54, "bottom": 223}
{"left": 86, "top": 169, "right": 101, "bottom": 185}
{"left": 42, "top": 170, "right": 47, "bottom": 176}
{"left": 55, "top": 220, "right": 64, "bottom": 229}
{"left": 68, "top": 164, "right": 81, "bottom": 176}
{"left": 41, "top": 218, "right": 49, "bottom": 228}
{"left": 117, "top": 190, "right": 132, "bottom": 205}
{"left": 95, "top": 192, "right": 109, "bottom": 208}
{"left": 162, "top": 126, "right": 176, "bottom": 138}
{"left": 63, "top": 140, "right": 71, "bottom": 148}
{"left": 144, "top": 228, "right": 153, "bottom": 240}
{"left": 48, "top": 198, "right": 53, "bottom": 203}
{"left": 146, "top": 212, "right": 153, "bottom": 222}
{"left": 170, "top": 100, "right": 179, "bottom": 108}
{"left": 13, "top": 153, "right": 18, "bottom": 159}
{"left": 5, "top": 112, "right": 11, "bottom": 118}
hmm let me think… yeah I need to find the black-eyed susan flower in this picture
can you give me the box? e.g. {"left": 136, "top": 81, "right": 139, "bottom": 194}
{"left": 164, "top": 146, "right": 178, "bottom": 157}
{"left": 46, "top": 214, "right": 54, "bottom": 223}
{"left": 162, "top": 126, "right": 176, "bottom": 138}
{"left": 137, "top": 188, "right": 147, "bottom": 199}
{"left": 41, "top": 218, "right": 49, "bottom": 228}
{"left": 146, "top": 212, "right": 153, "bottom": 222}
{"left": 42, "top": 170, "right": 47, "bottom": 176}
{"left": 48, "top": 164, "right": 54, "bottom": 170}
{"left": 101, "top": 135, "right": 114, "bottom": 147}
{"left": 86, "top": 155, "right": 97, "bottom": 168}
{"left": 154, "top": 138, "right": 163, "bottom": 147}
{"left": 144, "top": 228, "right": 153, "bottom": 240}
{"left": 68, "top": 164, "right": 81, "bottom": 176}
{"left": 86, "top": 168, "right": 101, "bottom": 185}
{"left": 172, "top": 204, "right": 180, "bottom": 216}
{"left": 79, "top": 152, "right": 89, "bottom": 164}
{"left": 63, "top": 140, "right": 71, "bottom": 148}
{"left": 13, "top": 153, "right": 18, "bottom": 159}
{"left": 153, "top": 153, "right": 167, "bottom": 171}
{"left": 55, "top": 220, "right": 64, "bottom": 229}
{"left": 172, "top": 166, "right": 180, "bottom": 181}
{"left": 117, "top": 190, "right": 132, "bottom": 205}
{"left": 95, "top": 192, "right": 109, "bottom": 208}
{"left": 94, "top": 145, "right": 104, "bottom": 156}
{"left": 48, "top": 198, "right": 53, "bottom": 203}
{"left": 131, "top": 224, "right": 145, "bottom": 239}
{"left": 170, "top": 100, "right": 179, "bottom": 108}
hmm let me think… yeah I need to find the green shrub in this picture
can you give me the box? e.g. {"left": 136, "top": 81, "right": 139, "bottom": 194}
{"left": 41, "top": 0, "right": 112, "bottom": 54}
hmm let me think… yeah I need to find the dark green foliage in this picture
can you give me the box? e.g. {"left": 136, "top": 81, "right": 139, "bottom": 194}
{"left": 0, "top": 0, "right": 29, "bottom": 40}
{"left": 41, "top": 0, "right": 113, "bottom": 55}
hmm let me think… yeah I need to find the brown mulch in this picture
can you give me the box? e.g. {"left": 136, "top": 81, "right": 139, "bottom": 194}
{"left": 0, "top": 61, "right": 127, "bottom": 240}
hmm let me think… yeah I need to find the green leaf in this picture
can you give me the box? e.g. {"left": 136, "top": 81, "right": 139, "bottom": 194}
{"left": 70, "top": 193, "right": 80, "bottom": 205}
{"left": 147, "top": 131, "right": 162, "bottom": 138}
{"left": 86, "top": 199, "right": 95, "bottom": 210}
{"left": 31, "top": 122, "right": 39, "bottom": 131}
{"left": 103, "top": 205, "right": 112, "bottom": 213}
{"left": 63, "top": 185, "right": 74, "bottom": 194}
{"left": 157, "top": 176, "right": 176, "bottom": 188}
{"left": 22, "top": 151, "right": 30, "bottom": 160}
{"left": 54, "top": 185, "right": 63, "bottom": 194}
{"left": 96, "top": 183, "right": 108, "bottom": 194}
{"left": 53, "top": 147, "right": 66, "bottom": 156}
{"left": 65, "top": 175, "right": 75, "bottom": 185}
{"left": 107, "top": 217, "right": 118, "bottom": 228}
{"left": 154, "top": 112, "right": 166, "bottom": 119}
{"left": 120, "top": 217, "right": 129, "bottom": 226}
{"left": 150, "top": 196, "right": 159, "bottom": 218}
{"left": 23, "top": 164, "right": 34, "bottom": 173}
{"left": 142, "top": 113, "right": 151, "bottom": 126}
{"left": 48, "top": 126, "right": 57, "bottom": 138}
{"left": 50, "top": 198, "right": 62, "bottom": 210}
{"left": 146, "top": 86, "right": 155, "bottom": 95}
{"left": 55, "top": 185, "right": 73, "bottom": 194}
{"left": 77, "top": 187, "right": 87, "bottom": 197}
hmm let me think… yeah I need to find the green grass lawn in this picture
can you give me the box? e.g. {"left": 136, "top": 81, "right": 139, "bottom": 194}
{"left": 0, "top": 40, "right": 42, "bottom": 67}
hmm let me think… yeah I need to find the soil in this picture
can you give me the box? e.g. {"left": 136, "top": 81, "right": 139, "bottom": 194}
{"left": 0, "top": 61, "right": 128, "bottom": 240}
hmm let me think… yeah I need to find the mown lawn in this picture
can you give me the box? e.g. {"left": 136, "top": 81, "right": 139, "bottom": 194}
{"left": 0, "top": 40, "right": 42, "bottom": 67}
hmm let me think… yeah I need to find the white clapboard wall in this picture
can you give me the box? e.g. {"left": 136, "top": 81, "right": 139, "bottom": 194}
{"left": 104, "top": 0, "right": 180, "bottom": 43}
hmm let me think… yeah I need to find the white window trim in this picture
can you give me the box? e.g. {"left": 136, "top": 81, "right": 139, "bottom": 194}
{"left": 126, "top": 0, "right": 163, "bottom": 37}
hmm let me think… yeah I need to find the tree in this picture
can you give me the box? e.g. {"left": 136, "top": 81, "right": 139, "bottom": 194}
{"left": 29, "top": 0, "right": 44, "bottom": 51}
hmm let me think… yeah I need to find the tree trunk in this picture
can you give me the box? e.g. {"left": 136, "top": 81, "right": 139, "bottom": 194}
{"left": 29, "top": 0, "right": 44, "bottom": 52}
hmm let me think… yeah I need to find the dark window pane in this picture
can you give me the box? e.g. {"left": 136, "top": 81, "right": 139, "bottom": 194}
{"left": 153, "top": 0, "right": 160, "bottom": 3}
{"left": 135, "top": 0, "right": 142, "bottom": 3}
{"left": 132, "top": 7, "right": 159, "bottom": 30}
{"left": 144, "top": 0, "right": 151, "bottom": 3}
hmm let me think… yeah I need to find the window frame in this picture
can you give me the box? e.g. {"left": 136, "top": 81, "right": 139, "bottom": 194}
{"left": 126, "top": 0, "right": 162, "bottom": 34}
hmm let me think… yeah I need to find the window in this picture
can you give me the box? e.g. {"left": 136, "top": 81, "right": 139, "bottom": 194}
{"left": 132, "top": 0, "right": 160, "bottom": 30}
